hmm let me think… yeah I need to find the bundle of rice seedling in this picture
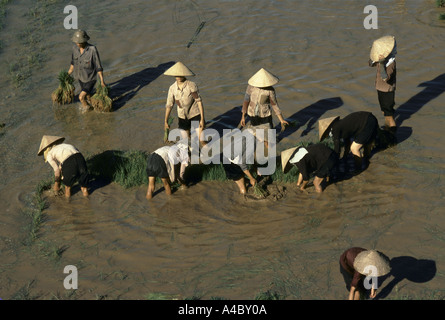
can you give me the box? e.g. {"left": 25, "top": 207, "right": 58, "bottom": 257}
{"left": 280, "top": 120, "right": 299, "bottom": 133}
{"left": 253, "top": 183, "right": 268, "bottom": 199}
{"left": 51, "top": 70, "right": 75, "bottom": 106}
{"left": 164, "top": 116, "right": 175, "bottom": 143}
{"left": 90, "top": 81, "right": 113, "bottom": 112}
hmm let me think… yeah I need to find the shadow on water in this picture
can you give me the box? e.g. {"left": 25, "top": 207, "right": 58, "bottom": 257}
{"left": 275, "top": 97, "right": 344, "bottom": 143}
{"left": 206, "top": 97, "right": 344, "bottom": 142}
{"left": 206, "top": 106, "right": 243, "bottom": 136}
{"left": 394, "top": 73, "right": 445, "bottom": 143}
{"left": 108, "top": 61, "right": 175, "bottom": 111}
{"left": 376, "top": 256, "right": 436, "bottom": 300}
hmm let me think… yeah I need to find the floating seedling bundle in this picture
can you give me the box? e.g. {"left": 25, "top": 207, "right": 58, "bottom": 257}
{"left": 51, "top": 70, "right": 75, "bottom": 106}
{"left": 90, "top": 81, "right": 113, "bottom": 112}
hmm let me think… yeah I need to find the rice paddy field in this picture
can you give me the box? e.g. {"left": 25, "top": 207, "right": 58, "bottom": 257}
{"left": 0, "top": 0, "right": 445, "bottom": 301}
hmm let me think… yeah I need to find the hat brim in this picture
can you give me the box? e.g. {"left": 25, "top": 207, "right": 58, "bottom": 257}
{"left": 354, "top": 250, "right": 391, "bottom": 277}
{"left": 163, "top": 62, "right": 195, "bottom": 77}
{"left": 370, "top": 36, "right": 396, "bottom": 62}
{"left": 281, "top": 147, "right": 299, "bottom": 174}
{"left": 248, "top": 68, "right": 279, "bottom": 88}
{"left": 38, "top": 137, "right": 65, "bottom": 156}
{"left": 319, "top": 116, "right": 339, "bottom": 141}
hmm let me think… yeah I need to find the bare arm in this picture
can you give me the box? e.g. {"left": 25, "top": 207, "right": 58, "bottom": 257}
{"left": 348, "top": 286, "right": 356, "bottom": 300}
{"left": 197, "top": 100, "right": 205, "bottom": 129}
{"left": 164, "top": 107, "right": 173, "bottom": 130}
{"left": 241, "top": 100, "right": 249, "bottom": 127}
{"left": 243, "top": 169, "right": 256, "bottom": 187}
{"left": 97, "top": 71, "right": 105, "bottom": 87}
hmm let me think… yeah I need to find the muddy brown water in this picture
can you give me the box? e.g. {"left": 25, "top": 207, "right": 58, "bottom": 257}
{"left": 0, "top": 0, "right": 444, "bottom": 300}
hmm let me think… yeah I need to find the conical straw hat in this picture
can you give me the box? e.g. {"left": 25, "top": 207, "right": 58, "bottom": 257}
{"left": 353, "top": 250, "right": 391, "bottom": 277}
{"left": 163, "top": 62, "right": 195, "bottom": 77}
{"left": 318, "top": 116, "right": 340, "bottom": 141}
{"left": 370, "top": 35, "right": 396, "bottom": 62}
{"left": 281, "top": 147, "right": 299, "bottom": 174}
{"left": 248, "top": 68, "right": 279, "bottom": 87}
{"left": 37, "top": 135, "right": 65, "bottom": 156}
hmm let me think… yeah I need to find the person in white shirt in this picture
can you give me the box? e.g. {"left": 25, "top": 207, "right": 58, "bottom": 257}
{"left": 146, "top": 142, "right": 190, "bottom": 199}
{"left": 38, "top": 135, "right": 89, "bottom": 198}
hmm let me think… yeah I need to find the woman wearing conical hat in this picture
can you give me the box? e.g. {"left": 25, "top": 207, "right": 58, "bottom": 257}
{"left": 37, "top": 136, "right": 89, "bottom": 198}
{"left": 240, "top": 68, "right": 289, "bottom": 148}
{"left": 319, "top": 111, "right": 379, "bottom": 173}
{"left": 369, "top": 35, "right": 397, "bottom": 133}
{"left": 68, "top": 30, "right": 106, "bottom": 113}
{"left": 163, "top": 62, "right": 206, "bottom": 145}
{"left": 281, "top": 143, "right": 338, "bottom": 193}
{"left": 339, "top": 247, "right": 391, "bottom": 300}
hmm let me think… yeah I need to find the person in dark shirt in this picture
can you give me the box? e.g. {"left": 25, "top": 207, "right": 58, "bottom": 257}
{"left": 68, "top": 30, "right": 106, "bottom": 113}
{"left": 339, "top": 247, "right": 391, "bottom": 300}
{"left": 281, "top": 143, "right": 338, "bottom": 193}
{"left": 319, "top": 111, "right": 378, "bottom": 172}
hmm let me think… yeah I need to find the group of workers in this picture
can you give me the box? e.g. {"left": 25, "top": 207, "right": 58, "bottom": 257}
{"left": 36, "top": 30, "right": 399, "bottom": 299}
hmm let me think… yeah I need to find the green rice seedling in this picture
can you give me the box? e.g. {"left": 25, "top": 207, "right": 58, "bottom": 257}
{"left": 254, "top": 290, "right": 283, "bottom": 300}
{"left": 253, "top": 183, "right": 268, "bottom": 199}
{"left": 10, "top": 280, "right": 37, "bottom": 300}
{"left": 437, "top": 0, "right": 445, "bottom": 7}
{"left": 439, "top": 13, "right": 445, "bottom": 20}
{"left": 164, "top": 116, "right": 175, "bottom": 143}
{"left": 280, "top": 119, "right": 299, "bottom": 133}
{"left": 90, "top": 81, "right": 113, "bottom": 112}
{"left": 51, "top": 70, "right": 75, "bottom": 105}
{"left": 144, "top": 293, "right": 179, "bottom": 300}
{"left": 112, "top": 150, "right": 148, "bottom": 188}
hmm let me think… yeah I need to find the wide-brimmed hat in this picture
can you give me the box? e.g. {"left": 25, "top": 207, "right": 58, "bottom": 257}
{"left": 248, "top": 68, "right": 279, "bottom": 88}
{"left": 353, "top": 250, "right": 391, "bottom": 277}
{"left": 318, "top": 116, "right": 340, "bottom": 141}
{"left": 281, "top": 147, "right": 299, "bottom": 174}
{"left": 163, "top": 62, "right": 195, "bottom": 77}
{"left": 72, "top": 30, "right": 90, "bottom": 44}
{"left": 370, "top": 35, "right": 396, "bottom": 62}
{"left": 37, "top": 135, "right": 65, "bottom": 156}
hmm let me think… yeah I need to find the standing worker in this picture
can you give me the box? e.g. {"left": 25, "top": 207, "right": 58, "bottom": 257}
{"left": 369, "top": 35, "right": 397, "bottom": 134}
{"left": 163, "top": 62, "right": 206, "bottom": 146}
{"left": 240, "top": 68, "right": 289, "bottom": 149}
{"left": 68, "top": 30, "right": 106, "bottom": 113}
